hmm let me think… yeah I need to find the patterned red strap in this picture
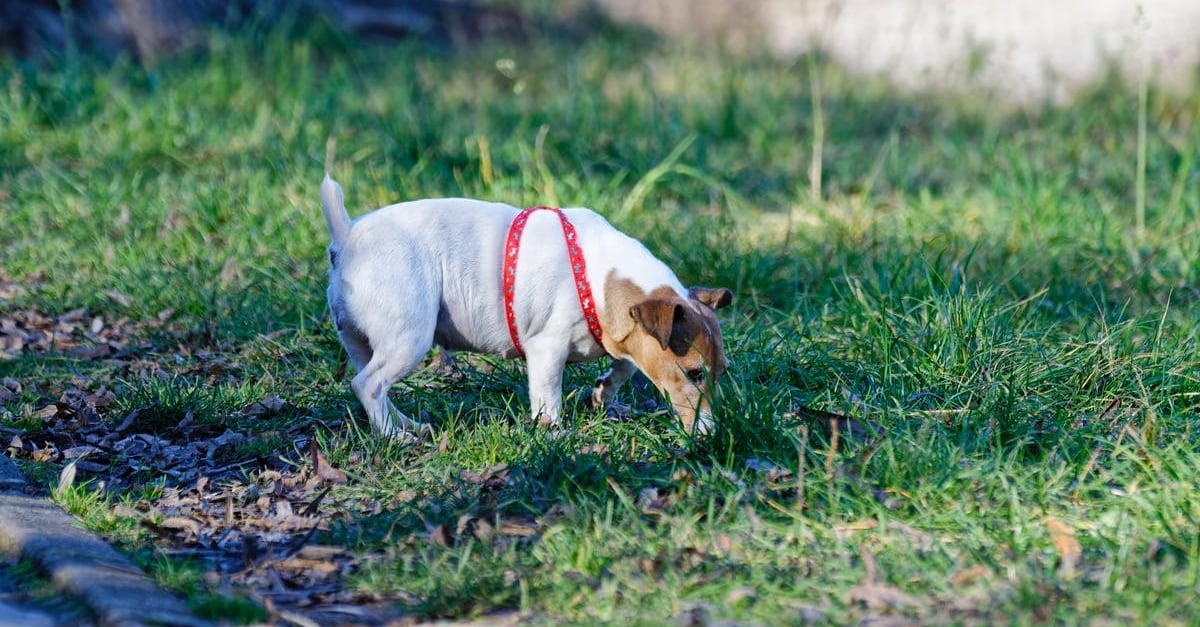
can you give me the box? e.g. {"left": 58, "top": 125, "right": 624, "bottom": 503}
{"left": 502, "top": 207, "right": 603, "bottom": 357}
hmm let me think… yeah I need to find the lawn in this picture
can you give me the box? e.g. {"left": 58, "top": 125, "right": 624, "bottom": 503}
{"left": 2, "top": 13, "right": 1200, "bottom": 625}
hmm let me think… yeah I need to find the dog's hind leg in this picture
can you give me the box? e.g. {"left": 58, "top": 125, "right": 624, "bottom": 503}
{"left": 336, "top": 323, "right": 373, "bottom": 372}
{"left": 334, "top": 314, "right": 422, "bottom": 437}
{"left": 350, "top": 335, "right": 432, "bottom": 439}
{"left": 341, "top": 295, "right": 436, "bottom": 439}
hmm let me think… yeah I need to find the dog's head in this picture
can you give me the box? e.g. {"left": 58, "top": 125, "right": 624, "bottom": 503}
{"left": 603, "top": 276, "right": 733, "bottom": 434}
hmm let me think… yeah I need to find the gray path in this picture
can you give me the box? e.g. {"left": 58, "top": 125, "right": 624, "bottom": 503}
{"left": 0, "top": 455, "right": 209, "bottom": 627}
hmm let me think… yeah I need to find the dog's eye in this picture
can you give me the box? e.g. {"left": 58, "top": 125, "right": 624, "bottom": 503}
{"left": 685, "top": 368, "right": 705, "bottom": 383}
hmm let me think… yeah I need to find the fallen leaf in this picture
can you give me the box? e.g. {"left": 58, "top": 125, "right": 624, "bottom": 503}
{"left": 637, "top": 486, "right": 669, "bottom": 515}
{"left": 951, "top": 565, "right": 992, "bottom": 587}
{"left": 105, "top": 291, "right": 132, "bottom": 307}
{"left": 243, "top": 395, "right": 289, "bottom": 417}
{"left": 498, "top": 520, "right": 538, "bottom": 537}
{"left": 31, "top": 446, "right": 57, "bottom": 463}
{"left": 473, "top": 518, "right": 495, "bottom": 542}
{"left": 848, "top": 583, "right": 924, "bottom": 610}
{"left": 34, "top": 404, "right": 61, "bottom": 420}
{"left": 309, "top": 440, "right": 347, "bottom": 484}
{"left": 61, "top": 445, "right": 101, "bottom": 460}
{"left": 294, "top": 545, "right": 346, "bottom": 561}
{"left": 579, "top": 443, "right": 609, "bottom": 455}
{"left": 1045, "top": 518, "right": 1081, "bottom": 579}
{"left": 158, "top": 517, "right": 202, "bottom": 535}
{"left": 429, "top": 524, "right": 452, "bottom": 547}
{"left": 59, "top": 308, "right": 86, "bottom": 323}
{"left": 56, "top": 460, "right": 78, "bottom": 497}
{"left": 726, "top": 585, "right": 756, "bottom": 606}
{"left": 278, "top": 557, "right": 340, "bottom": 577}
{"left": 714, "top": 533, "right": 733, "bottom": 555}
{"left": 481, "top": 462, "right": 509, "bottom": 482}
{"left": 834, "top": 518, "right": 878, "bottom": 538}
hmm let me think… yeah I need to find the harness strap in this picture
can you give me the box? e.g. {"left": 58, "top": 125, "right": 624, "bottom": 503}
{"left": 502, "top": 207, "right": 603, "bottom": 357}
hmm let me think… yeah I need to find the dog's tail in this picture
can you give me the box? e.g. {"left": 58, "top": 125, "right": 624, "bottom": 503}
{"left": 321, "top": 173, "right": 352, "bottom": 249}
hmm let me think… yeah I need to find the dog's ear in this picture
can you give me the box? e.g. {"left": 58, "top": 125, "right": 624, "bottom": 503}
{"left": 630, "top": 299, "right": 683, "bottom": 351}
{"left": 688, "top": 286, "right": 733, "bottom": 310}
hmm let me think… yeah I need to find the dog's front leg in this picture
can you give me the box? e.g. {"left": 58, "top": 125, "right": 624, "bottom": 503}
{"left": 523, "top": 339, "right": 570, "bottom": 426}
{"left": 592, "top": 357, "right": 637, "bottom": 419}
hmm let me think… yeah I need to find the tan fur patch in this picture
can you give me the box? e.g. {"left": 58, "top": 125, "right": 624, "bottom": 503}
{"left": 599, "top": 272, "right": 729, "bottom": 432}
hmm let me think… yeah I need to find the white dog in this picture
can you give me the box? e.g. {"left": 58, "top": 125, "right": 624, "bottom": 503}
{"left": 320, "top": 174, "right": 732, "bottom": 438}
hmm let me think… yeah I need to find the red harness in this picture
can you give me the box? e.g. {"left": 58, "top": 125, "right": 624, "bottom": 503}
{"left": 502, "top": 207, "right": 603, "bottom": 357}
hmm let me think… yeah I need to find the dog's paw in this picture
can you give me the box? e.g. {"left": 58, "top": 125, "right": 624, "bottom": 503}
{"left": 378, "top": 421, "right": 431, "bottom": 444}
{"left": 382, "top": 428, "right": 421, "bottom": 445}
{"left": 604, "top": 401, "right": 633, "bottom": 421}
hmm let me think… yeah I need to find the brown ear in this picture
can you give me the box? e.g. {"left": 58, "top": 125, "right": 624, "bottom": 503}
{"left": 630, "top": 299, "right": 682, "bottom": 351}
{"left": 689, "top": 286, "right": 733, "bottom": 310}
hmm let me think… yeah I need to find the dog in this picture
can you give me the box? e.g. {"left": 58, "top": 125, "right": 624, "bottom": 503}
{"left": 320, "top": 174, "right": 732, "bottom": 438}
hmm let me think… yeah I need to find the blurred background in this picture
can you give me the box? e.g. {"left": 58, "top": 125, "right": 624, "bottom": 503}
{"left": 4, "top": 0, "right": 1197, "bottom": 105}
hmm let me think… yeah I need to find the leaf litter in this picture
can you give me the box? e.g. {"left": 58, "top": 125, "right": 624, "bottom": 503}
{"left": 0, "top": 305, "right": 416, "bottom": 624}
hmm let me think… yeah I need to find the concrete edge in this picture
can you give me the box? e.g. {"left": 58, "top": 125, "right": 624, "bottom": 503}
{"left": 0, "top": 454, "right": 211, "bottom": 627}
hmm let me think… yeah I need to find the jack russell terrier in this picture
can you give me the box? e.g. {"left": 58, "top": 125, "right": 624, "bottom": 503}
{"left": 320, "top": 174, "right": 732, "bottom": 438}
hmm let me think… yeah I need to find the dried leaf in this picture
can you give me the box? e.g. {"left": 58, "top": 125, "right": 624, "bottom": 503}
{"left": 714, "top": 533, "right": 733, "bottom": 555}
{"left": 473, "top": 518, "right": 495, "bottom": 542}
{"left": 848, "top": 583, "right": 923, "bottom": 610}
{"left": 834, "top": 518, "right": 878, "bottom": 538}
{"left": 61, "top": 445, "right": 101, "bottom": 460}
{"left": 481, "top": 462, "right": 509, "bottom": 481}
{"left": 309, "top": 440, "right": 347, "bottom": 484}
{"left": 31, "top": 447, "right": 57, "bottom": 463}
{"left": 578, "top": 443, "right": 609, "bottom": 455}
{"left": 113, "top": 409, "right": 141, "bottom": 432}
{"left": 158, "top": 517, "right": 202, "bottom": 535}
{"left": 34, "top": 404, "right": 60, "bottom": 420}
{"left": 951, "top": 565, "right": 992, "bottom": 587}
{"left": 498, "top": 520, "right": 538, "bottom": 537}
{"left": 637, "top": 486, "right": 669, "bottom": 515}
{"left": 59, "top": 308, "right": 86, "bottom": 323}
{"left": 726, "top": 585, "right": 756, "bottom": 606}
{"left": 105, "top": 291, "right": 132, "bottom": 307}
{"left": 1045, "top": 518, "right": 1081, "bottom": 579}
{"left": 278, "top": 557, "right": 340, "bottom": 577}
{"left": 242, "top": 395, "right": 289, "bottom": 417}
{"left": 429, "top": 524, "right": 452, "bottom": 547}
{"left": 56, "top": 460, "right": 78, "bottom": 497}
{"left": 295, "top": 545, "right": 347, "bottom": 560}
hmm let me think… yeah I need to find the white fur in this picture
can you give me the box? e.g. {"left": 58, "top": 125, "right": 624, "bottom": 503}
{"left": 321, "top": 174, "right": 711, "bottom": 437}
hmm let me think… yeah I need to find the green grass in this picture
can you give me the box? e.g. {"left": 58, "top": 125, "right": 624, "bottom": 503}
{"left": 3, "top": 13, "right": 1200, "bottom": 624}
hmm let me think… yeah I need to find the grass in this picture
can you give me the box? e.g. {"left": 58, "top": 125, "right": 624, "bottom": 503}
{"left": 3, "top": 11, "right": 1200, "bottom": 624}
